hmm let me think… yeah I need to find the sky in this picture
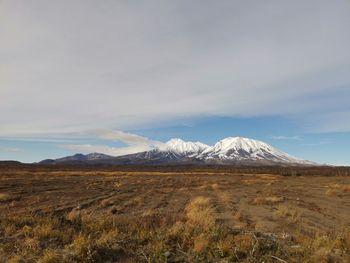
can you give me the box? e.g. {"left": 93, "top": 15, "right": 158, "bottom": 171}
{"left": 1, "top": 0, "right": 350, "bottom": 165}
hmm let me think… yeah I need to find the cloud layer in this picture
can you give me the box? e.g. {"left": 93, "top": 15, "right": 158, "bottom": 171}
{"left": 1, "top": 0, "right": 350, "bottom": 136}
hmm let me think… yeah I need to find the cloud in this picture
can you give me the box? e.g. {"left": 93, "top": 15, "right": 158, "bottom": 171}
{"left": 0, "top": 147, "right": 25, "bottom": 153}
{"left": 0, "top": 137, "right": 77, "bottom": 143}
{"left": 63, "top": 144, "right": 150, "bottom": 156}
{"left": 63, "top": 130, "right": 166, "bottom": 156}
{"left": 271, "top": 135, "right": 302, "bottom": 141}
{"left": 95, "top": 130, "right": 165, "bottom": 149}
{"left": 304, "top": 111, "right": 350, "bottom": 133}
{"left": 0, "top": 0, "right": 350, "bottom": 136}
{"left": 301, "top": 141, "right": 332, "bottom": 147}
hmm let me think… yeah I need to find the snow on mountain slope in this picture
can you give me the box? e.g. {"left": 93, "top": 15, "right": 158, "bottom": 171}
{"left": 199, "top": 137, "right": 310, "bottom": 164}
{"left": 165, "top": 138, "right": 209, "bottom": 156}
{"left": 158, "top": 136, "right": 312, "bottom": 164}
{"left": 85, "top": 153, "right": 113, "bottom": 160}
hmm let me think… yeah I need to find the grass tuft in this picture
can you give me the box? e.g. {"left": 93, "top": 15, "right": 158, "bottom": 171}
{"left": 185, "top": 196, "right": 216, "bottom": 228}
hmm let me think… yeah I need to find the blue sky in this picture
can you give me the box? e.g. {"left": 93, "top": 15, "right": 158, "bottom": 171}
{"left": 1, "top": 1, "right": 350, "bottom": 165}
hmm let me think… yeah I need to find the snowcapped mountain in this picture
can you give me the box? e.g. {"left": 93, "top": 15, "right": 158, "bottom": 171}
{"left": 40, "top": 137, "right": 315, "bottom": 165}
{"left": 198, "top": 137, "right": 309, "bottom": 164}
{"left": 165, "top": 138, "right": 209, "bottom": 156}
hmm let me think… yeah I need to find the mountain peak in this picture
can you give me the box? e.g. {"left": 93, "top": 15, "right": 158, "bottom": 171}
{"left": 214, "top": 137, "right": 269, "bottom": 153}
{"left": 165, "top": 138, "right": 209, "bottom": 154}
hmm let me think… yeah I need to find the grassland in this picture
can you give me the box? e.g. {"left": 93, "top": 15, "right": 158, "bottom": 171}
{"left": 0, "top": 165, "right": 350, "bottom": 262}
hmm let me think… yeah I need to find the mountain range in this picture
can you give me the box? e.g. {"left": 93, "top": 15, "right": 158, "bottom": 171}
{"left": 40, "top": 137, "right": 315, "bottom": 166}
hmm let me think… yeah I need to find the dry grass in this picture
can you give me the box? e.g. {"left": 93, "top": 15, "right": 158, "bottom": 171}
{"left": 241, "top": 178, "right": 262, "bottom": 185}
{"left": 233, "top": 234, "right": 254, "bottom": 252}
{"left": 141, "top": 208, "right": 155, "bottom": 217}
{"left": 0, "top": 193, "right": 9, "bottom": 201}
{"left": 66, "top": 208, "right": 81, "bottom": 223}
{"left": 294, "top": 229, "right": 350, "bottom": 263}
{"left": 1, "top": 167, "right": 350, "bottom": 262}
{"left": 251, "top": 195, "right": 285, "bottom": 205}
{"left": 275, "top": 205, "right": 302, "bottom": 223}
{"left": 100, "top": 198, "right": 113, "bottom": 208}
{"left": 72, "top": 234, "right": 97, "bottom": 262}
{"left": 115, "top": 182, "right": 123, "bottom": 188}
{"left": 232, "top": 211, "right": 248, "bottom": 229}
{"left": 216, "top": 191, "right": 232, "bottom": 203}
{"left": 193, "top": 235, "right": 209, "bottom": 253}
{"left": 325, "top": 183, "right": 350, "bottom": 197}
{"left": 211, "top": 183, "right": 221, "bottom": 190}
{"left": 37, "top": 249, "right": 62, "bottom": 263}
{"left": 1, "top": 205, "right": 350, "bottom": 262}
{"left": 185, "top": 196, "right": 216, "bottom": 228}
{"left": 241, "top": 174, "right": 280, "bottom": 185}
{"left": 197, "top": 183, "right": 212, "bottom": 190}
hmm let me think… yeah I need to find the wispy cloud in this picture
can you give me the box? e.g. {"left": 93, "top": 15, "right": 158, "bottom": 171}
{"left": 62, "top": 130, "right": 166, "bottom": 156}
{"left": 0, "top": 137, "right": 77, "bottom": 143}
{"left": 301, "top": 141, "right": 333, "bottom": 147}
{"left": 0, "top": 147, "right": 25, "bottom": 153}
{"left": 271, "top": 135, "right": 302, "bottom": 141}
{"left": 95, "top": 130, "right": 165, "bottom": 149}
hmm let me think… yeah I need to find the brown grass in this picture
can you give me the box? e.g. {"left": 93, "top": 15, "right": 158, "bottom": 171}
{"left": 185, "top": 196, "right": 216, "bottom": 228}
{"left": 1, "top": 207, "right": 350, "bottom": 262}
{"left": 232, "top": 211, "right": 248, "bottom": 229}
{"left": 275, "top": 205, "right": 302, "bottom": 223}
{"left": 72, "top": 234, "right": 97, "bottom": 262}
{"left": 325, "top": 183, "right": 350, "bottom": 196}
{"left": 66, "top": 208, "right": 81, "bottom": 223}
{"left": 37, "top": 249, "right": 62, "bottom": 263}
{"left": 216, "top": 191, "right": 232, "bottom": 203}
{"left": 211, "top": 183, "right": 221, "bottom": 190}
{"left": 1, "top": 166, "right": 350, "bottom": 262}
{"left": 193, "top": 235, "right": 209, "bottom": 253}
{"left": 294, "top": 228, "right": 350, "bottom": 263}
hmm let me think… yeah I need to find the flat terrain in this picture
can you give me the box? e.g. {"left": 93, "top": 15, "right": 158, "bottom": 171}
{"left": 1, "top": 166, "right": 350, "bottom": 262}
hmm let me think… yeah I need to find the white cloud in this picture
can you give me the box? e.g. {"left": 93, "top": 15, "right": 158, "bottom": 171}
{"left": 63, "top": 130, "right": 166, "bottom": 156}
{"left": 0, "top": 0, "right": 350, "bottom": 135}
{"left": 301, "top": 141, "right": 332, "bottom": 147}
{"left": 271, "top": 135, "right": 302, "bottom": 141}
{"left": 95, "top": 130, "right": 165, "bottom": 149}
